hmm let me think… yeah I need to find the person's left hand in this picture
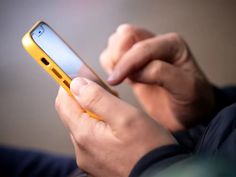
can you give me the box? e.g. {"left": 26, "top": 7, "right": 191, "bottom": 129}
{"left": 55, "top": 77, "right": 176, "bottom": 177}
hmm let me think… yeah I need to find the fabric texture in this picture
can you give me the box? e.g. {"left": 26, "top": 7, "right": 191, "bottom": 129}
{"left": 1, "top": 86, "right": 236, "bottom": 177}
{"left": 0, "top": 146, "right": 79, "bottom": 177}
{"left": 129, "top": 86, "right": 236, "bottom": 177}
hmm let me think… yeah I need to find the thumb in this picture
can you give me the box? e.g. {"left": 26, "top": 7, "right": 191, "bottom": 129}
{"left": 70, "top": 77, "right": 138, "bottom": 130}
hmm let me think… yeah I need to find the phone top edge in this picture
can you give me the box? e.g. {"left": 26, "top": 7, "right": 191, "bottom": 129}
{"left": 22, "top": 20, "right": 115, "bottom": 96}
{"left": 21, "top": 26, "right": 73, "bottom": 95}
{"left": 22, "top": 20, "right": 44, "bottom": 47}
{"left": 21, "top": 20, "right": 72, "bottom": 81}
{"left": 22, "top": 20, "right": 49, "bottom": 41}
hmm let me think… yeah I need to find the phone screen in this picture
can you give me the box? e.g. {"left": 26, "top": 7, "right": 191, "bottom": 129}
{"left": 31, "top": 22, "right": 103, "bottom": 88}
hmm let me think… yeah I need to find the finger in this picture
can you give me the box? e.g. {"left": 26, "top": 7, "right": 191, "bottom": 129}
{"left": 71, "top": 133, "right": 102, "bottom": 177}
{"left": 129, "top": 60, "right": 189, "bottom": 95}
{"left": 70, "top": 134, "right": 91, "bottom": 174}
{"left": 70, "top": 77, "right": 139, "bottom": 130}
{"left": 55, "top": 87, "right": 99, "bottom": 140}
{"left": 113, "top": 24, "right": 153, "bottom": 61}
{"left": 55, "top": 87, "right": 84, "bottom": 130}
{"left": 116, "top": 24, "right": 155, "bottom": 41}
{"left": 99, "top": 49, "right": 113, "bottom": 74}
{"left": 107, "top": 33, "right": 184, "bottom": 85}
{"left": 100, "top": 29, "right": 135, "bottom": 74}
{"left": 100, "top": 24, "right": 154, "bottom": 75}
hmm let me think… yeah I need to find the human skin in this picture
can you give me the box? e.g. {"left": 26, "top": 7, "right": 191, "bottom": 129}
{"left": 55, "top": 78, "right": 176, "bottom": 177}
{"left": 55, "top": 24, "right": 215, "bottom": 176}
{"left": 100, "top": 24, "right": 215, "bottom": 131}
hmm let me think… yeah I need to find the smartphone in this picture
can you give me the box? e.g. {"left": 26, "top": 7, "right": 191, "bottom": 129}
{"left": 22, "top": 21, "right": 114, "bottom": 119}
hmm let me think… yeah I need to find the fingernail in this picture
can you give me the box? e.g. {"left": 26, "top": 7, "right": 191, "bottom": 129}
{"left": 70, "top": 77, "right": 88, "bottom": 97}
{"left": 107, "top": 72, "right": 118, "bottom": 84}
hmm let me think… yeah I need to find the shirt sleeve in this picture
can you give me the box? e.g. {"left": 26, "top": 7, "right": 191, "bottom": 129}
{"left": 211, "top": 86, "right": 236, "bottom": 117}
{"left": 129, "top": 145, "right": 189, "bottom": 177}
{"left": 130, "top": 103, "right": 236, "bottom": 177}
{"left": 171, "top": 86, "right": 236, "bottom": 151}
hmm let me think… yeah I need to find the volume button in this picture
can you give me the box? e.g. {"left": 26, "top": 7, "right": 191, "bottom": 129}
{"left": 51, "top": 68, "right": 62, "bottom": 79}
{"left": 63, "top": 80, "right": 70, "bottom": 88}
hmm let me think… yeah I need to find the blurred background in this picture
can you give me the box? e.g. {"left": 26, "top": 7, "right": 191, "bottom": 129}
{"left": 0, "top": 0, "right": 235, "bottom": 155}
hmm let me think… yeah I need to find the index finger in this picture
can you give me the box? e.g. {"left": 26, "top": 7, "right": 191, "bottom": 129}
{"left": 55, "top": 87, "right": 84, "bottom": 131}
{"left": 100, "top": 24, "right": 154, "bottom": 75}
{"left": 107, "top": 33, "right": 181, "bottom": 85}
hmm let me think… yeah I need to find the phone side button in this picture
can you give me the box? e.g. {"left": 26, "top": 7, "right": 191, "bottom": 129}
{"left": 51, "top": 68, "right": 62, "bottom": 79}
{"left": 63, "top": 80, "right": 70, "bottom": 88}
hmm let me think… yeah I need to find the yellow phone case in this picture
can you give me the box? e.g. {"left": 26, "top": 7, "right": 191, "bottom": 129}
{"left": 22, "top": 21, "right": 113, "bottom": 120}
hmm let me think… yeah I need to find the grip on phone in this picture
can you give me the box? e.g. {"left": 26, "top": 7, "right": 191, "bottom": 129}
{"left": 22, "top": 21, "right": 118, "bottom": 122}
{"left": 86, "top": 110, "right": 101, "bottom": 120}
{"left": 82, "top": 91, "right": 118, "bottom": 121}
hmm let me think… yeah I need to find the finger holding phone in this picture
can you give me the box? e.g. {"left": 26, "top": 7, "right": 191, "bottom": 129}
{"left": 55, "top": 77, "right": 177, "bottom": 177}
{"left": 22, "top": 21, "right": 115, "bottom": 119}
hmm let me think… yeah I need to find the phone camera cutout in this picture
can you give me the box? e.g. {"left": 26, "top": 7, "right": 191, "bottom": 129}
{"left": 33, "top": 25, "right": 45, "bottom": 37}
{"left": 41, "top": 58, "right": 49, "bottom": 66}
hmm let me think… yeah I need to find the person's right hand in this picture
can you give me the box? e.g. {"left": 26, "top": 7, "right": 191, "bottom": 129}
{"left": 100, "top": 24, "right": 215, "bottom": 131}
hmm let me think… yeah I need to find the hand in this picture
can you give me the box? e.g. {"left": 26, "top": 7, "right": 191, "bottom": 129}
{"left": 100, "top": 24, "right": 215, "bottom": 131}
{"left": 55, "top": 77, "right": 176, "bottom": 177}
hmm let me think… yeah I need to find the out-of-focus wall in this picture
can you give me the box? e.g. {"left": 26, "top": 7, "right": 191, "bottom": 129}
{"left": 0, "top": 0, "right": 235, "bottom": 155}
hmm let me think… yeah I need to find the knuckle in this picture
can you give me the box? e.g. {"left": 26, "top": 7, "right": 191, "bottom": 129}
{"left": 119, "top": 109, "right": 140, "bottom": 128}
{"left": 55, "top": 102, "right": 67, "bottom": 120}
{"left": 153, "top": 61, "right": 163, "bottom": 75}
{"left": 133, "top": 41, "right": 152, "bottom": 58}
{"left": 117, "top": 25, "right": 137, "bottom": 45}
{"left": 148, "top": 61, "right": 165, "bottom": 86}
{"left": 99, "top": 50, "right": 108, "bottom": 66}
{"left": 133, "top": 40, "right": 150, "bottom": 51}
{"left": 117, "top": 24, "right": 135, "bottom": 35}
{"left": 99, "top": 59, "right": 113, "bottom": 74}
{"left": 54, "top": 96, "right": 67, "bottom": 118}
{"left": 168, "top": 32, "right": 181, "bottom": 41}
{"left": 167, "top": 33, "right": 184, "bottom": 46}
{"left": 117, "top": 109, "right": 144, "bottom": 140}
{"left": 99, "top": 50, "right": 112, "bottom": 71}
{"left": 108, "top": 33, "right": 116, "bottom": 45}
{"left": 81, "top": 85, "right": 103, "bottom": 110}
{"left": 167, "top": 33, "right": 188, "bottom": 59}
{"left": 74, "top": 132, "right": 88, "bottom": 148}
